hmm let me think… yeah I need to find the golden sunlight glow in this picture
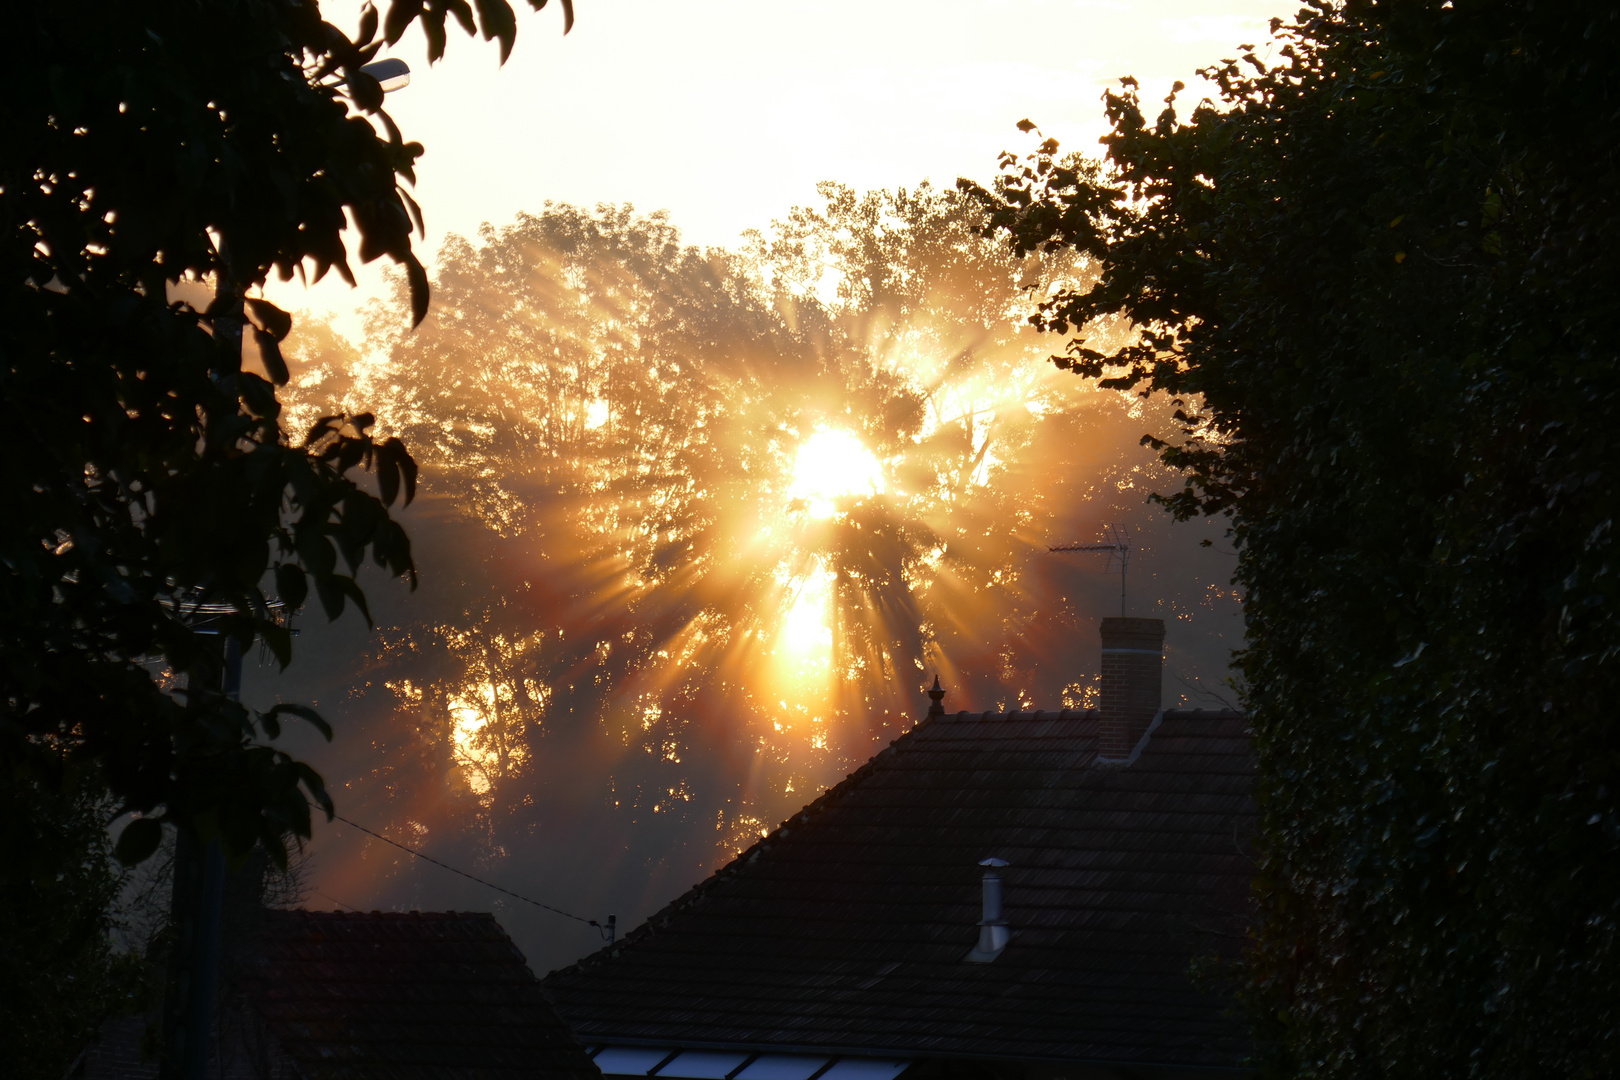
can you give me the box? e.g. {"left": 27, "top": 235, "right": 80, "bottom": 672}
{"left": 449, "top": 690, "right": 494, "bottom": 795}
{"left": 318, "top": 176, "right": 1197, "bottom": 899}
{"left": 788, "top": 428, "right": 884, "bottom": 518}
{"left": 781, "top": 559, "right": 835, "bottom": 659}
{"left": 585, "top": 398, "right": 610, "bottom": 430}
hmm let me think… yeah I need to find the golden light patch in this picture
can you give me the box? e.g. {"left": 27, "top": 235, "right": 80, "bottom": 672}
{"left": 788, "top": 428, "right": 884, "bottom": 518}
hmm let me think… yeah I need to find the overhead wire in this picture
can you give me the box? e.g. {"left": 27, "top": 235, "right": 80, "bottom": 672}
{"left": 308, "top": 800, "right": 613, "bottom": 939}
{"left": 313, "top": 889, "right": 362, "bottom": 913}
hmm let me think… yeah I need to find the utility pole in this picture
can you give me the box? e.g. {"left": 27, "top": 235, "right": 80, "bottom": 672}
{"left": 158, "top": 631, "right": 238, "bottom": 1080}
{"left": 1050, "top": 524, "right": 1132, "bottom": 617}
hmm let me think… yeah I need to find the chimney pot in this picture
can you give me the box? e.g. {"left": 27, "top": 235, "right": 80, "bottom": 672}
{"left": 965, "top": 857, "right": 1010, "bottom": 963}
{"left": 1098, "top": 617, "right": 1164, "bottom": 758}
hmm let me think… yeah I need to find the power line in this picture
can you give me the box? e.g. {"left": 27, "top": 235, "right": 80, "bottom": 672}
{"left": 311, "top": 801, "right": 612, "bottom": 939}
{"left": 313, "top": 889, "right": 362, "bottom": 913}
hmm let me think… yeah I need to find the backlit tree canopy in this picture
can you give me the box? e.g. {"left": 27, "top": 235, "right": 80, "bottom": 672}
{"left": 966, "top": 1, "right": 1620, "bottom": 1074}
{"left": 274, "top": 188, "right": 1242, "bottom": 944}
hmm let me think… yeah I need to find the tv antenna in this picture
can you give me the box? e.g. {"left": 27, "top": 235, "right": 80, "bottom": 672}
{"left": 1050, "top": 524, "right": 1132, "bottom": 617}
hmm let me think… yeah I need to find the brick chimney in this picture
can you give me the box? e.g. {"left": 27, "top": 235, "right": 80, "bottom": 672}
{"left": 1098, "top": 617, "right": 1164, "bottom": 758}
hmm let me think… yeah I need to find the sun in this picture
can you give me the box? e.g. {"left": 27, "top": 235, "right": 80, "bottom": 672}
{"left": 787, "top": 428, "right": 884, "bottom": 518}
{"left": 770, "top": 428, "right": 883, "bottom": 681}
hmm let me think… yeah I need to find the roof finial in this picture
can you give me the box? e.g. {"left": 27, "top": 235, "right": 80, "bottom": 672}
{"left": 926, "top": 674, "right": 946, "bottom": 718}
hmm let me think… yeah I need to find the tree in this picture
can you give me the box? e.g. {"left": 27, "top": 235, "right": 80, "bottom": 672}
{"left": 0, "top": 776, "right": 144, "bottom": 1078}
{"left": 966, "top": 1, "right": 1620, "bottom": 1075}
{"left": 4, "top": 1, "right": 570, "bottom": 1073}
{"left": 271, "top": 192, "right": 1242, "bottom": 961}
{"left": 316, "top": 192, "right": 1155, "bottom": 776}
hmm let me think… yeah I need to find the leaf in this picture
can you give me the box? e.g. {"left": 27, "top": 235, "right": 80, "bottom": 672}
{"left": 254, "top": 328, "right": 290, "bottom": 385}
{"left": 338, "top": 493, "right": 378, "bottom": 568}
{"left": 1017, "top": 118, "right": 1037, "bottom": 133}
{"left": 260, "top": 622, "right": 293, "bottom": 670}
{"left": 384, "top": 0, "right": 424, "bottom": 44}
{"left": 264, "top": 702, "right": 334, "bottom": 741}
{"left": 314, "top": 574, "right": 346, "bottom": 621}
{"left": 245, "top": 298, "right": 293, "bottom": 341}
{"left": 114, "top": 818, "right": 163, "bottom": 866}
{"left": 377, "top": 449, "right": 400, "bottom": 507}
{"left": 378, "top": 437, "right": 417, "bottom": 505}
{"left": 447, "top": 0, "right": 478, "bottom": 37}
{"left": 297, "top": 528, "right": 337, "bottom": 579}
{"left": 333, "top": 574, "right": 374, "bottom": 627}
{"left": 314, "top": 573, "right": 372, "bottom": 627}
{"left": 274, "top": 563, "right": 308, "bottom": 611}
{"left": 357, "top": 1, "right": 380, "bottom": 44}
{"left": 306, "top": 415, "right": 343, "bottom": 446}
{"left": 531, "top": 0, "right": 574, "bottom": 32}
{"left": 349, "top": 66, "right": 385, "bottom": 112}
{"left": 474, "top": 0, "right": 518, "bottom": 62}
{"left": 400, "top": 187, "right": 426, "bottom": 239}
{"left": 423, "top": 9, "right": 448, "bottom": 61}
{"left": 298, "top": 762, "right": 335, "bottom": 816}
{"left": 239, "top": 370, "right": 280, "bottom": 420}
{"left": 405, "top": 252, "right": 430, "bottom": 327}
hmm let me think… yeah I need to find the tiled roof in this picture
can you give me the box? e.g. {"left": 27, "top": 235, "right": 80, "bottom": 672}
{"left": 247, "top": 910, "right": 599, "bottom": 1080}
{"left": 544, "top": 708, "right": 1256, "bottom": 1074}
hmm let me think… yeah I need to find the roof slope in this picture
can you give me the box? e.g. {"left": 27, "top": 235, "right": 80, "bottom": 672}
{"left": 544, "top": 708, "right": 1255, "bottom": 1073}
{"left": 247, "top": 910, "right": 599, "bottom": 1080}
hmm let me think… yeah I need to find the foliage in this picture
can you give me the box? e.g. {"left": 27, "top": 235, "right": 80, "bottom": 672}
{"left": 5, "top": 2, "right": 568, "bottom": 1065}
{"left": 2, "top": 0, "right": 574, "bottom": 874}
{"left": 966, "top": 1, "right": 1620, "bottom": 1074}
{"left": 0, "top": 776, "right": 143, "bottom": 1080}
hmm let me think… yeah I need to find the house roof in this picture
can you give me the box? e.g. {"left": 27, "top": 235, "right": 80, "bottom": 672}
{"left": 543, "top": 707, "right": 1256, "bottom": 1076}
{"left": 245, "top": 909, "right": 599, "bottom": 1080}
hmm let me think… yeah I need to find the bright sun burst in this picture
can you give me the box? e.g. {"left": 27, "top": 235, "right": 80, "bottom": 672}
{"left": 771, "top": 428, "right": 886, "bottom": 677}
{"left": 787, "top": 428, "right": 884, "bottom": 518}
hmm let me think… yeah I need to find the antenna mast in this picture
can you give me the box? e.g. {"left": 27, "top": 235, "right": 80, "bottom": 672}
{"left": 1049, "top": 524, "right": 1131, "bottom": 617}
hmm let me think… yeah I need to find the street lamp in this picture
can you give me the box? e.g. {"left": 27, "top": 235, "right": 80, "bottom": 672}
{"left": 360, "top": 57, "right": 411, "bottom": 93}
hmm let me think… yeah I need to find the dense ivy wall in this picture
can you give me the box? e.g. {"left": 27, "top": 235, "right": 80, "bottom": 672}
{"left": 967, "top": 2, "right": 1620, "bottom": 1074}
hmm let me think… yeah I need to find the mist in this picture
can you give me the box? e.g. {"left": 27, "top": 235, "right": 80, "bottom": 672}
{"left": 244, "top": 183, "right": 1242, "bottom": 972}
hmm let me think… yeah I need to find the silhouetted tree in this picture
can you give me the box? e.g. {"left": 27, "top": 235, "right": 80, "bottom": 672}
{"left": 967, "top": 2, "right": 1620, "bottom": 1074}
{"left": 5, "top": 1, "right": 571, "bottom": 1074}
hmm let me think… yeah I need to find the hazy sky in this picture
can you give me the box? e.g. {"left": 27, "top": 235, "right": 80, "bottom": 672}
{"left": 262, "top": 0, "right": 1283, "bottom": 952}
{"left": 271, "top": 0, "right": 1291, "bottom": 328}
